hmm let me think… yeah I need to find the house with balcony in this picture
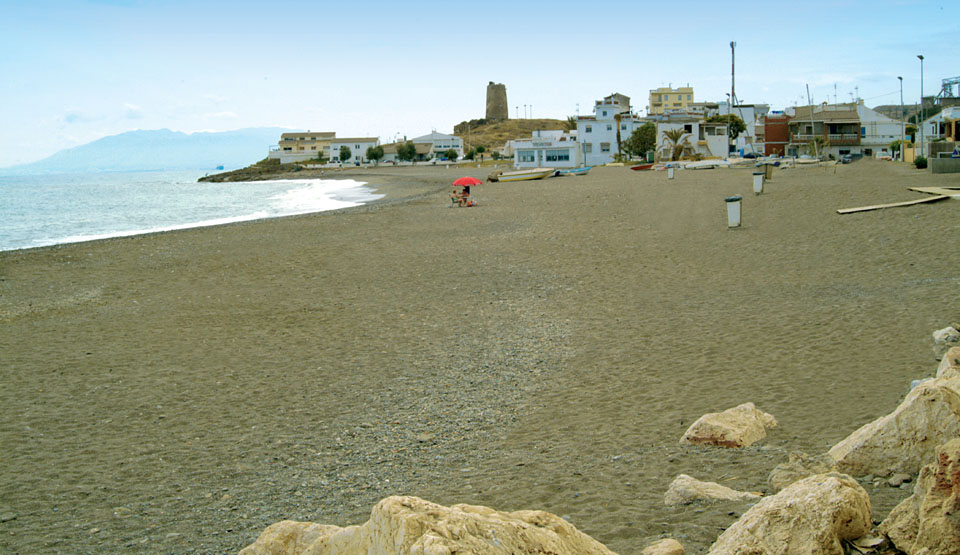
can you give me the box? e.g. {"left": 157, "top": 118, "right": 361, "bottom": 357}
{"left": 787, "top": 101, "right": 900, "bottom": 158}
{"left": 410, "top": 132, "right": 464, "bottom": 160}
{"left": 576, "top": 93, "right": 646, "bottom": 165}
{"left": 648, "top": 86, "right": 694, "bottom": 115}
{"left": 269, "top": 131, "right": 336, "bottom": 163}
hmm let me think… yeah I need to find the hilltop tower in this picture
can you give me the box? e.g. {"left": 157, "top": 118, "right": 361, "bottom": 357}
{"left": 486, "top": 82, "right": 508, "bottom": 121}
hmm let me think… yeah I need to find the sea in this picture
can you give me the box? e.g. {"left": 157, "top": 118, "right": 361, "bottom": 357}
{"left": 0, "top": 170, "right": 384, "bottom": 252}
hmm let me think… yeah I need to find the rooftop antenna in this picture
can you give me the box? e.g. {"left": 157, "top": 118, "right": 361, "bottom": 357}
{"left": 834, "top": 83, "right": 838, "bottom": 105}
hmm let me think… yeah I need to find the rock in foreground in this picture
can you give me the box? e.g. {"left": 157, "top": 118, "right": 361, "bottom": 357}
{"left": 239, "top": 495, "right": 616, "bottom": 554}
{"left": 663, "top": 474, "right": 760, "bottom": 506}
{"left": 878, "top": 439, "right": 960, "bottom": 555}
{"left": 933, "top": 324, "right": 960, "bottom": 360}
{"left": 680, "top": 402, "right": 777, "bottom": 448}
{"left": 707, "top": 473, "right": 871, "bottom": 555}
{"left": 828, "top": 374, "right": 960, "bottom": 476}
{"left": 642, "top": 538, "right": 685, "bottom": 555}
{"left": 767, "top": 452, "right": 838, "bottom": 492}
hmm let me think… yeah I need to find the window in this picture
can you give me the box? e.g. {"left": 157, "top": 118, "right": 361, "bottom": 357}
{"left": 584, "top": 143, "right": 593, "bottom": 153}
{"left": 621, "top": 124, "right": 627, "bottom": 130}
{"left": 283, "top": 147, "right": 292, "bottom": 151}
{"left": 860, "top": 127, "right": 866, "bottom": 137}
{"left": 545, "top": 149, "right": 569, "bottom": 162}
{"left": 585, "top": 125, "right": 592, "bottom": 133}
{"left": 602, "top": 111, "right": 607, "bottom": 117}
{"left": 683, "top": 124, "right": 693, "bottom": 133}
{"left": 311, "top": 146, "right": 316, "bottom": 150}
{"left": 355, "top": 144, "right": 360, "bottom": 149}
{"left": 606, "top": 124, "right": 612, "bottom": 131}
{"left": 687, "top": 95, "right": 691, "bottom": 100}
{"left": 664, "top": 94, "right": 669, "bottom": 101}
{"left": 519, "top": 151, "right": 536, "bottom": 163}
{"left": 600, "top": 142, "right": 611, "bottom": 152}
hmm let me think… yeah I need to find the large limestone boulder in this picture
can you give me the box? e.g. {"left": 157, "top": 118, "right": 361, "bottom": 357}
{"left": 933, "top": 324, "right": 960, "bottom": 360}
{"left": 937, "top": 346, "right": 960, "bottom": 379}
{"left": 239, "top": 495, "right": 616, "bottom": 555}
{"left": 642, "top": 538, "right": 685, "bottom": 555}
{"left": 828, "top": 374, "right": 960, "bottom": 476}
{"left": 680, "top": 402, "right": 777, "bottom": 448}
{"left": 767, "top": 452, "right": 838, "bottom": 492}
{"left": 707, "top": 473, "right": 872, "bottom": 555}
{"left": 878, "top": 439, "right": 960, "bottom": 555}
{"left": 663, "top": 474, "right": 761, "bottom": 506}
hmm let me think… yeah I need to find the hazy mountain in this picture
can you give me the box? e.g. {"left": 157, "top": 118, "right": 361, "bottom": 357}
{"left": 2, "top": 128, "right": 294, "bottom": 174}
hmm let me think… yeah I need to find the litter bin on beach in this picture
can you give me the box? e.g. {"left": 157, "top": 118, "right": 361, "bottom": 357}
{"left": 725, "top": 195, "right": 743, "bottom": 228}
{"left": 752, "top": 171, "right": 764, "bottom": 195}
{"left": 763, "top": 163, "right": 774, "bottom": 180}
{"left": 667, "top": 166, "right": 675, "bottom": 179}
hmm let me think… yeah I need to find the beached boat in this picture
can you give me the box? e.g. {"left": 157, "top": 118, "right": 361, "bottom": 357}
{"left": 491, "top": 168, "right": 556, "bottom": 182}
{"left": 557, "top": 166, "right": 592, "bottom": 177}
{"left": 684, "top": 160, "right": 728, "bottom": 170}
{"left": 630, "top": 163, "right": 654, "bottom": 171}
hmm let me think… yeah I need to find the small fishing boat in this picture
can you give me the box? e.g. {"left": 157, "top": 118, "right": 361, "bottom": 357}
{"left": 630, "top": 163, "right": 654, "bottom": 171}
{"left": 557, "top": 166, "right": 592, "bottom": 177}
{"left": 489, "top": 168, "right": 556, "bottom": 182}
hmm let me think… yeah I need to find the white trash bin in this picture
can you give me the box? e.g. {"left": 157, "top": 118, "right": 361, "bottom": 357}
{"left": 753, "top": 171, "right": 764, "bottom": 195}
{"left": 725, "top": 195, "right": 742, "bottom": 228}
{"left": 668, "top": 166, "right": 675, "bottom": 179}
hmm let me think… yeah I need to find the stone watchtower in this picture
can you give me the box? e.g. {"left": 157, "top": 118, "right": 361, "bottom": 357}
{"left": 485, "top": 82, "right": 508, "bottom": 121}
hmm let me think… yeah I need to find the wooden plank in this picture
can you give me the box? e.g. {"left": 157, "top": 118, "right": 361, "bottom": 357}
{"left": 908, "top": 186, "right": 960, "bottom": 196}
{"left": 837, "top": 195, "right": 950, "bottom": 215}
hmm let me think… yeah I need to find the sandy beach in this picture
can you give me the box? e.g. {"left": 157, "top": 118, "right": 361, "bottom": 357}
{"left": 1, "top": 160, "right": 958, "bottom": 553}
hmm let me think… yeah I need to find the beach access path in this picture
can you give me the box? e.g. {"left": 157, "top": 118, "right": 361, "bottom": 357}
{"left": 1, "top": 161, "right": 957, "bottom": 553}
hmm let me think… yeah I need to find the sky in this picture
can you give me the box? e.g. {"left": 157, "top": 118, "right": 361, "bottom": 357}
{"left": 1, "top": 0, "right": 957, "bottom": 168}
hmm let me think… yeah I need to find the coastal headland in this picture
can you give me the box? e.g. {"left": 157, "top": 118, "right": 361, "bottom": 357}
{"left": 1, "top": 161, "right": 957, "bottom": 553}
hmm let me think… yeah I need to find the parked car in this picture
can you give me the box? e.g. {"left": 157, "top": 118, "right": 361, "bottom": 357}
{"left": 840, "top": 155, "right": 852, "bottom": 164}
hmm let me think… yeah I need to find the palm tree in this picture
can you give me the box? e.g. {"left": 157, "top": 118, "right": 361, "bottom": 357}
{"left": 661, "top": 128, "right": 693, "bottom": 161}
{"left": 564, "top": 116, "right": 577, "bottom": 131}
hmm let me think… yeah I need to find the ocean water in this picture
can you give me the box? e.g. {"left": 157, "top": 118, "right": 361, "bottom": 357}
{"left": 0, "top": 170, "right": 384, "bottom": 252}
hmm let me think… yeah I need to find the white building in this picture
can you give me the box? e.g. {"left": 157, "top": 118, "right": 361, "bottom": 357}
{"left": 329, "top": 137, "right": 380, "bottom": 164}
{"left": 654, "top": 118, "right": 729, "bottom": 161}
{"left": 511, "top": 130, "right": 583, "bottom": 168}
{"left": 576, "top": 93, "right": 647, "bottom": 165}
{"left": 410, "top": 132, "right": 464, "bottom": 160}
{"left": 718, "top": 101, "right": 769, "bottom": 156}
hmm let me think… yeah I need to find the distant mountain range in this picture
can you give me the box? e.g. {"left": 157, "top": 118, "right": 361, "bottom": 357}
{"left": 2, "top": 127, "right": 294, "bottom": 174}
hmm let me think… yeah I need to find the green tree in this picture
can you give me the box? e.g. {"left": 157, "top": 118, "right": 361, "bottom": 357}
{"left": 491, "top": 151, "right": 501, "bottom": 160}
{"left": 475, "top": 145, "right": 486, "bottom": 161}
{"left": 564, "top": 116, "right": 578, "bottom": 131}
{"left": 706, "top": 114, "right": 747, "bottom": 140}
{"left": 442, "top": 148, "right": 458, "bottom": 161}
{"left": 339, "top": 145, "right": 352, "bottom": 163}
{"left": 464, "top": 148, "right": 477, "bottom": 161}
{"left": 397, "top": 141, "right": 417, "bottom": 162}
{"left": 365, "top": 145, "right": 384, "bottom": 165}
{"left": 623, "top": 122, "right": 656, "bottom": 158}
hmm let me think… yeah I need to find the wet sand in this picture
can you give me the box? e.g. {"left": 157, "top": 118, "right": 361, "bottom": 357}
{"left": 1, "top": 160, "right": 958, "bottom": 553}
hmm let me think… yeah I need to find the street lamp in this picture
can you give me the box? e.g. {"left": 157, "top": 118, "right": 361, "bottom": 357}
{"left": 898, "top": 76, "right": 904, "bottom": 161}
{"left": 918, "top": 54, "right": 924, "bottom": 158}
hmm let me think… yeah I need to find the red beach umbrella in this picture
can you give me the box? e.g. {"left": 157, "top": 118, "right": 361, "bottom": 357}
{"left": 452, "top": 176, "right": 482, "bottom": 187}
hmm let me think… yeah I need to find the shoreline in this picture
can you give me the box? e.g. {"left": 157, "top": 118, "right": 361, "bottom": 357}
{"left": 2, "top": 160, "right": 958, "bottom": 553}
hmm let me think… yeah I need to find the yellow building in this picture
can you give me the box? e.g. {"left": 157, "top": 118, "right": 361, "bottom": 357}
{"left": 648, "top": 86, "right": 694, "bottom": 115}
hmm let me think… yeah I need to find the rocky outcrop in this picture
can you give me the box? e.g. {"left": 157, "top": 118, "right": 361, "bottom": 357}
{"left": 642, "top": 538, "right": 685, "bottom": 555}
{"left": 933, "top": 324, "right": 960, "bottom": 360}
{"left": 878, "top": 439, "right": 960, "bottom": 555}
{"left": 663, "top": 474, "right": 761, "bottom": 506}
{"left": 707, "top": 473, "right": 872, "bottom": 555}
{"left": 768, "top": 452, "right": 838, "bottom": 492}
{"left": 680, "top": 402, "right": 777, "bottom": 448}
{"left": 937, "top": 346, "right": 960, "bottom": 378}
{"left": 828, "top": 374, "right": 960, "bottom": 476}
{"left": 239, "top": 495, "right": 616, "bottom": 555}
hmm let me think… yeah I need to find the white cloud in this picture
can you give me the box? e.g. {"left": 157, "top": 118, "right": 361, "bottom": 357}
{"left": 123, "top": 103, "right": 144, "bottom": 119}
{"left": 202, "top": 93, "right": 227, "bottom": 103}
{"left": 203, "top": 111, "right": 238, "bottom": 119}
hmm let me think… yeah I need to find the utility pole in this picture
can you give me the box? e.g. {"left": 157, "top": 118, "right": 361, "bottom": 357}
{"left": 730, "top": 41, "right": 736, "bottom": 108}
{"left": 806, "top": 84, "right": 818, "bottom": 158}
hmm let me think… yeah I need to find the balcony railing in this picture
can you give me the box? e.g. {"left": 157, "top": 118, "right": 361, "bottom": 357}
{"left": 790, "top": 133, "right": 860, "bottom": 146}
